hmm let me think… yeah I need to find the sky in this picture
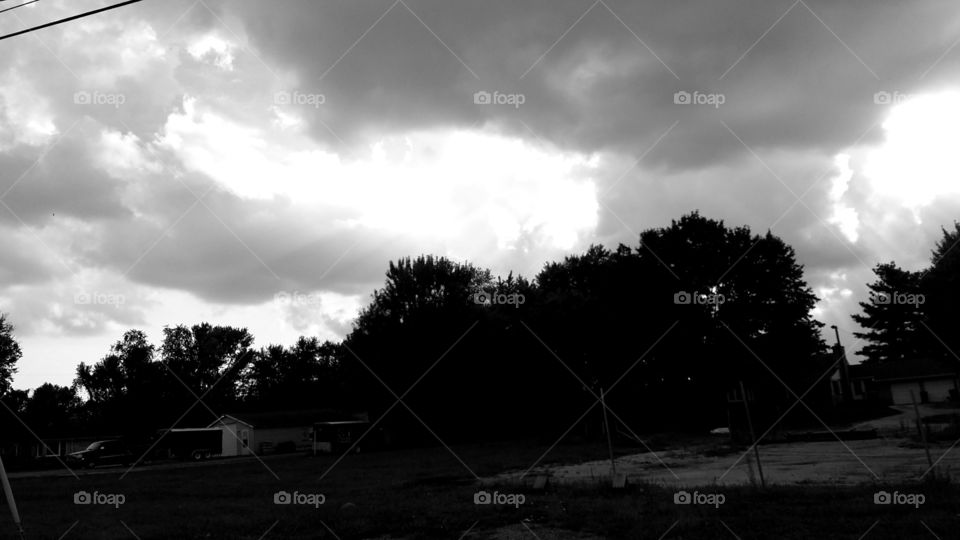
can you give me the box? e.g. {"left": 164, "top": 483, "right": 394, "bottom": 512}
{"left": 2, "top": 0, "right": 960, "bottom": 390}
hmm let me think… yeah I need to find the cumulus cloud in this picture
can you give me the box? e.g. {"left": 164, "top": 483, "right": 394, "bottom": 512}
{"left": 4, "top": 0, "right": 960, "bottom": 388}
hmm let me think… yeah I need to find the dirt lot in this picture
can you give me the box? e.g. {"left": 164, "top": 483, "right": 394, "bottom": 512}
{"left": 483, "top": 406, "right": 960, "bottom": 488}
{"left": 3, "top": 438, "right": 957, "bottom": 539}
{"left": 492, "top": 438, "right": 960, "bottom": 487}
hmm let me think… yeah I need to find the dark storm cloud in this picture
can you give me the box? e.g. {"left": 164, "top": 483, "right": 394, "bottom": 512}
{"left": 2, "top": 0, "right": 960, "bottom": 377}
{"left": 0, "top": 124, "right": 132, "bottom": 225}
{"left": 84, "top": 176, "right": 414, "bottom": 304}
{"left": 226, "top": 0, "right": 960, "bottom": 167}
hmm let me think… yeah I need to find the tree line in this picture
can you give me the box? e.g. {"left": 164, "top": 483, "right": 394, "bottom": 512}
{"left": 3, "top": 211, "right": 954, "bottom": 450}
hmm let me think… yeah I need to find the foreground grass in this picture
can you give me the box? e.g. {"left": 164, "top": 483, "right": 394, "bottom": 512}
{"left": 1, "top": 440, "right": 956, "bottom": 539}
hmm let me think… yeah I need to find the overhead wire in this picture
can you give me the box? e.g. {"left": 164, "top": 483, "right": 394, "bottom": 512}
{"left": 0, "top": 0, "right": 39, "bottom": 16}
{"left": 0, "top": 0, "right": 144, "bottom": 42}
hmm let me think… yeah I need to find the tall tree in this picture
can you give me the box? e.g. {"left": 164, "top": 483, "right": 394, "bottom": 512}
{"left": 23, "top": 383, "right": 82, "bottom": 436}
{"left": 344, "top": 255, "right": 498, "bottom": 443}
{"left": 852, "top": 262, "right": 925, "bottom": 364}
{"left": 921, "top": 222, "right": 960, "bottom": 360}
{"left": 0, "top": 314, "right": 22, "bottom": 396}
{"left": 74, "top": 330, "right": 163, "bottom": 435}
{"left": 239, "top": 337, "right": 345, "bottom": 410}
{"left": 631, "top": 213, "right": 826, "bottom": 429}
{"left": 161, "top": 323, "right": 254, "bottom": 392}
{"left": 160, "top": 323, "right": 254, "bottom": 423}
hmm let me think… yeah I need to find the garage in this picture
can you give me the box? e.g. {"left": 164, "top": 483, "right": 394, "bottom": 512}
{"left": 873, "top": 358, "right": 960, "bottom": 405}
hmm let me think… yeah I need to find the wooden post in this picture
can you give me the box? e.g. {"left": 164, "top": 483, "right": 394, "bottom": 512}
{"left": 0, "top": 454, "right": 24, "bottom": 538}
{"left": 739, "top": 381, "right": 765, "bottom": 488}
{"left": 910, "top": 390, "right": 934, "bottom": 476}
{"left": 600, "top": 387, "right": 617, "bottom": 480}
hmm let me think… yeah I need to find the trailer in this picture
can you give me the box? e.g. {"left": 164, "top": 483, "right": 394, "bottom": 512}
{"left": 161, "top": 428, "right": 223, "bottom": 461}
{"left": 311, "top": 420, "right": 369, "bottom": 455}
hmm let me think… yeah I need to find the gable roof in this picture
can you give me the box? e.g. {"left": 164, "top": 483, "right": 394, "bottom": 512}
{"left": 872, "top": 357, "right": 960, "bottom": 382}
{"left": 208, "top": 409, "right": 368, "bottom": 429}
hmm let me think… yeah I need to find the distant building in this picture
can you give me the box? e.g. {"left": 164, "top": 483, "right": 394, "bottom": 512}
{"left": 824, "top": 340, "right": 862, "bottom": 406}
{"left": 2, "top": 435, "right": 118, "bottom": 459}
{"left": 827, "top": 357, "right": 960, "bottom": 406}
{"left": 871, "top": 358, "right": 960, "bottom": 405}
{"left": 207, "top": 409, "right": 368, "bottom": 456}
{"left": 828, "top": 360, "right": 874, "bottom": 405}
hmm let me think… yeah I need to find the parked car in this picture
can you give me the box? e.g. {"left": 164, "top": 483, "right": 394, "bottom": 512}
{"left": 67, "top": 440, "right": 133, "bottom": 468}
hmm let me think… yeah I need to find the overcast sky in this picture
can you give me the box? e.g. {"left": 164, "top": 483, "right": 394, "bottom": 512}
{"left": 3, "top": 0, "right": 960, "bottom": 389}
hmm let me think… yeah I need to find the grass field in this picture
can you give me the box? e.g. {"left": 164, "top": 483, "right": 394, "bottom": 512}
{"left": 2, "top": 439, "right": 957, "bottom": 539}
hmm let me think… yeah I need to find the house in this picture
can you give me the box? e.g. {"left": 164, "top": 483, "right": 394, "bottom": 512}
{"left": 823, "top": 338, "right": 866, "bottom": 406}
{"left": 871, "top": 357, "right": 960, "bottom": 405}
{"left": 208, "top": 410, "right": 368, "bottom": 456}
{"left": 828, "top": 361, "right": 874, "bottom": 405}
{"left": 2, "top": 435, "right": 118, "bottom": 459}
{"left": 847, "top": 364, "right": 875, "bottom": 401}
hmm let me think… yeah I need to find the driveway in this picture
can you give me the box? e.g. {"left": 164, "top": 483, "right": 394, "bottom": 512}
{"left": 851, "top": 404, "right": 960, "bottom": 432}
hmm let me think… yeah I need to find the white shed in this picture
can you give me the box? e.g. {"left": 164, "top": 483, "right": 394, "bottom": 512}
{"left": 208, "top": 411, "right": 317, "bottom": 456}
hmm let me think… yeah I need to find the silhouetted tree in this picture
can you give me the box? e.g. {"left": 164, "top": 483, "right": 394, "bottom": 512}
{"left": 0, "top": 314, "right": 22, "bottom": 396}
{"left": 239, "top": 337, "right": 347, "bottom": 410}
{"left": 160, "top": 323, "right": 254, "bottom": 424}
{"left": 920, "top": 222, "right": 960, "bottom": 361}
{"left": 344, "top": 255, "right": 498, "bottom": 443}
{"left": 852, "top": 262, "right": 925, "bottom": 364}
{"left": 74, "top": 330, "right": 164, "bottom": 436}
{"left": 23, "top": 383, "right": 82, "bottom": 436}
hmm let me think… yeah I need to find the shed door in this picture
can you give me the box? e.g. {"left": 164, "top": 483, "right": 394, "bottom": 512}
{"left": 220, "top": 424, "right": 237, "bottom": 457}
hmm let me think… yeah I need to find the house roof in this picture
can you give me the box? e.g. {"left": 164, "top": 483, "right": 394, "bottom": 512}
{"left": 872, "top": 357, "right": 960, "bottom": 382}
{"left": 209, "top": 409, "right": 368, "bottom": 429}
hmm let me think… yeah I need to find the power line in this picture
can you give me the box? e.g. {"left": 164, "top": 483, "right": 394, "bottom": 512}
{"left": 0, "top": 0, "right": 38, "bottom": 16}
{"left": 0, "top": 0, "right": 144, "bottom": 42}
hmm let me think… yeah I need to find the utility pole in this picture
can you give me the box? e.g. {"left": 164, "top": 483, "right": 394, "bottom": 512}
{"left": 831, "top": 325, "right": 852, "bottom": 402}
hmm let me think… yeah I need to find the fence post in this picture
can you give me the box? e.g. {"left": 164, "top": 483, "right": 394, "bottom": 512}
{"left": 911, "top": 390, "right": 934, "bottom": 477}
{"left": 0, "top": 454, "right": 24, "bottom": 538}
{"left": 600, "top": 387, "right": 617, "bottom": 482}
{"left": 739, "top": 380, "right": 765, "bottom": 488}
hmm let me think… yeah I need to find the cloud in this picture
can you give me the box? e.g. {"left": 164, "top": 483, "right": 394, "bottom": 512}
{"left": 5, "top": 0, "right": 960, "bottom": 388}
